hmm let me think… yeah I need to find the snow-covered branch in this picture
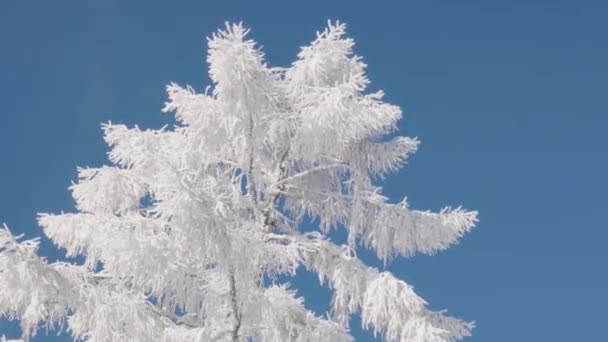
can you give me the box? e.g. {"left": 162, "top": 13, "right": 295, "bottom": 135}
{"left": 264, "top": 230, "right": 474, "bottom": 341}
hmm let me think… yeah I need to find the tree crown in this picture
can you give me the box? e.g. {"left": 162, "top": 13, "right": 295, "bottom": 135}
{"left": 0, "top": 21, "right": 477, "bottom": 342}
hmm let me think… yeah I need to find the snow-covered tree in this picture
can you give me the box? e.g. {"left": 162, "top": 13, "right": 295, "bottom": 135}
{"left": 0, "top": 22, "right": 478, "bottom": 341}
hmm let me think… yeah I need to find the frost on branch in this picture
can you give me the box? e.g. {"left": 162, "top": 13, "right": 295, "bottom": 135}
{"left": 0, "top": 226, "right": 72, "bottom": 340}
{"left": 0, "top": 21, "right": 477, "bottom": 341}
{"left": 70, "top": 167, "right": 147, "bottom": 215}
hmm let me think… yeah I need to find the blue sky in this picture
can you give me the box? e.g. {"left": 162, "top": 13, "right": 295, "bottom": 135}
{"left": 1, "top": 1, "right": 607, "bottom": 341}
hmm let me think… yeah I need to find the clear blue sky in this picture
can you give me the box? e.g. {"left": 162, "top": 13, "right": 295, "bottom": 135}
{"left": 1, "top": 1, "right": 607, "bottom": 341}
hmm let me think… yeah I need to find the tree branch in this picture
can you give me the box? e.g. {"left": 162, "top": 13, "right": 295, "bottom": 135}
{"left": 272, "top": 163, "right": 350, "bottom": 188}
{"left": 229, "top": 269, "right": 242, "bottom": 342}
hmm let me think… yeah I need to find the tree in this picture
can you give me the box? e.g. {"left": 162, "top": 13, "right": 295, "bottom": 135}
{"left": 0, "top": 21, "right": 478, "bottom": 342}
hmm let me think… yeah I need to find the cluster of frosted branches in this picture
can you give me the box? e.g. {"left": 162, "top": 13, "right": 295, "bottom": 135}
{"left": 1, "top": 21, "right": 477, "bottom": 341}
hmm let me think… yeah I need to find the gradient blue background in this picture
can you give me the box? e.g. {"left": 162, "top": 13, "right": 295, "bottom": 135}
{"left": 1, "top": 1, "right": 607, "bottom": 341}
